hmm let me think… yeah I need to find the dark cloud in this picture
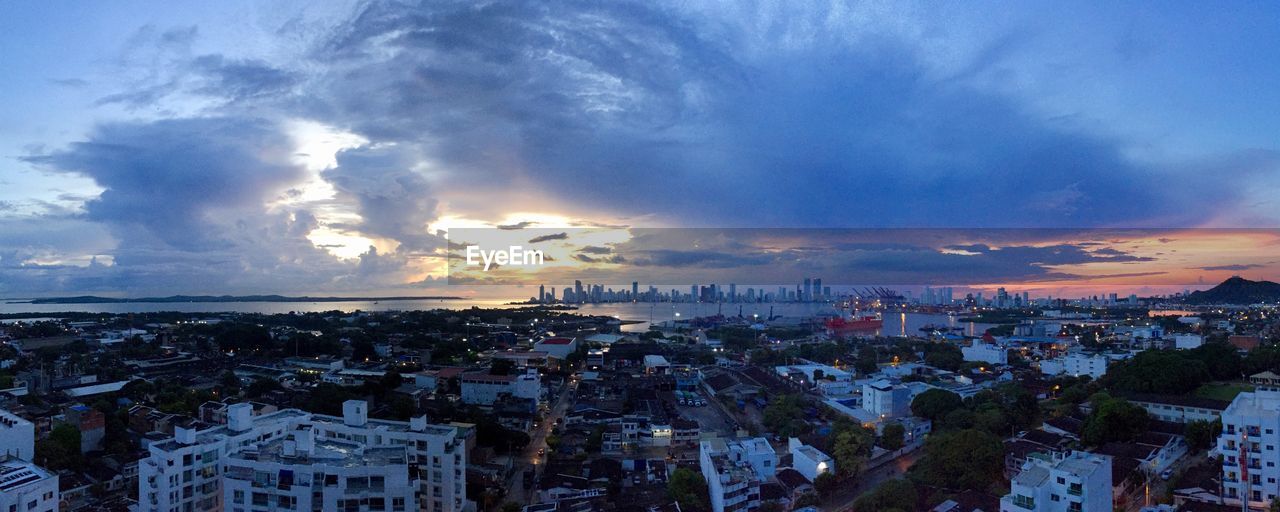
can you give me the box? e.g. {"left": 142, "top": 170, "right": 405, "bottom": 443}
{"left": 303, "top": 1, "right": 1274, "bottom": 229}
{"left": 497, "top": 221, "right": 534, "bottom": 230}
{"left": 27, "top": 117, "right": 303, "bottom": 250}
{"left": 527, "top": 232, "right": 568, "bottom": 244}
{"left": 578, "top": 245, "right": 614, "bottom": 254}
{"left": 1194, "top": 264, "right": 1264, "bottom": 271}
{"left": 572, "top": 253, "right": 625, "bottom": 264}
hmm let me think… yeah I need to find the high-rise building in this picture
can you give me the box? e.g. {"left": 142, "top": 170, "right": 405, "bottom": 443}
{"left": 1218, "top": 385, "right": 1280, "bottom": 508}
{"left": 728, "top": 284, "right": 736, "bottom": 302}
{"left": 138, "top": 401, "right": 467, "bottom": 512}
{"left": 538, "top": 284, "right": 545, "bottom": 303}
{"left": 1000, "top": 451, "right": 1111, "bottom": 512}
{"left": 802, "top": 278, "right": 812, "bottom": 301}
{"left": 632, "top": 281, "right": 639, "bottom": 300}
{"left": 812, "top": 278, "right": 822, "bottom": 301}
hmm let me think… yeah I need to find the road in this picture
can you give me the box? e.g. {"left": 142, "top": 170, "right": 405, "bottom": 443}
{"left": 821, "top": 449, "right": 924, "bottom": 512}
{"left": 504, "top": 378, "right": 576, "bottom": 505}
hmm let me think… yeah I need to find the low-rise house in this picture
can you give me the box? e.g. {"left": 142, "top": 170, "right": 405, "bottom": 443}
{"left": 787, "top": 438, "right": 834, "bottom": 481}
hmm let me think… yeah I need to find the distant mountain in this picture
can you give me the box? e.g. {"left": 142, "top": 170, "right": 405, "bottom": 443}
{"left": 1186, "top": 276, "right": 1280, "bottom": 304}
{"left": 19, "top": 295, "right": 463, "bottom": 304}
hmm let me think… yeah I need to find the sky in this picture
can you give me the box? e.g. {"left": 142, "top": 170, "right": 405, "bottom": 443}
{"left": 1, "top": 1, "right": 1278, "bottom": 298}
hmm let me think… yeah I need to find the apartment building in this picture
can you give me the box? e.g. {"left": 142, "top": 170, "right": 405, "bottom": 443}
{"left": 1038, "top": 353, "right": 1110, "bottom": 380}
{"left": 0, "top": 408, "right": 35, "bottom": 460}
{"left": 1218, "top": 385, "right": 1280, "bottom": 508}
{"left": 699, "top": 438, "right": 776, "bottom": 512}
{"left": 0, "top": 458, "right": 59, "bottom": 512}
{"left": 1000, "top": 451, "right": 1112, "bottom": 512}
{"left": 459, "top": 368, "right": 539, "bottom": 406}
{"left": 138, "top": 400, "right": 468, "bottom": 512}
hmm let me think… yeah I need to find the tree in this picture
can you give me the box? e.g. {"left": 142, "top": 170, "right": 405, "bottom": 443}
{"left": 220, "top": 371, "right": 242, "bottom": 396}
{"left": 763, "top": 394, "right": 811, "bottom": 437}
{"left": 924, "top": 343, "right": 964, "bottom": 371}
{"left": 36, "top": 424, "right": 83, "bottom": 470}
{"left": 828, "top": 421, "right": 875, "bottom": 478}
{"left": 668, "top": 468, "right": 710, "bottom": 512}
{"left": 855, "top": 346, "right": 878, "bottom": 375}
{"left": 246, "top": 378, "right": 283, "bottom": 399}
{"left": 500, "top": 503, "right": 522, "bottom": 512}
{"left": 911, "top": 389, "right": 964, "bottom": 422}
{"left": 910, "top": 429, "right": 1004, "bottom": 491}
{"left": 813, "top": 472, "right": 838, "bottom": 498}
{"left": 1082, "top": 394, "right": 1149, "bottom": 447}
{"left": 586, "top": 425, "right": 604, "bottom": 453}
{"left": 1188, "top": 342, "right": 1243, "bottom": 381}
{"left": 1102, "top": 350, "right": 1211, "bottom": 394}
{"left": 880, "top": 423, "right": 905, "bottom": 451}
{"left": 352, "top": 338, "right": 380, "bottom": 362}
{"left": 1185, "top": 419, "right": 1223, "bottom": 452}
{"left": 851, "top": 479, "right": 916, "bottom": 512}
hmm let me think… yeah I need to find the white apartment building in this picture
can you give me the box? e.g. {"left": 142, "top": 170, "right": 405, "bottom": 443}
{"left": 459, "top": 368, "right": 539, "bottom": 406}
{"left": 1127, "top": 395, "right": 1226, "bottom": 424}
{"left": 1000, "top": 451, "right": 1112, "bottom": 512}
{"left": 1039, "top": 353, "right": 1110, "bottom": 380}
{"left": 1, "top": 408, "right": 35, "bottom": 460}
{"left": 962, "top": 343, "right": 1009, "bottom": 365}
{"left": 1218, "top": 385, "right": 1280, "bottom": 508}
{"left": 138, "top": 401, "right": 468, "bottom": 512}
{"left": 863, "top": 380, "right": 912, "bottom": 419}
{"left": 699, "top": 438, "right": 777, "bottom": 512}
{"left": 0, "top": 458, "right": 59, "bottom": 512}
{"left": 787, "top": 438, "right": 834, "bottom": 482}
{"left": 1174, "top": 334, "right": 1204, "bottom": 350}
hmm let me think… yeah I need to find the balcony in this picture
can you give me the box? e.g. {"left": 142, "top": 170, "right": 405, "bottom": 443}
{"left": 1067, "top": 486, "right": 1083, "bottom": 497}
{"left": 1006, "top": 495, "right": 1035, "bottom": 510}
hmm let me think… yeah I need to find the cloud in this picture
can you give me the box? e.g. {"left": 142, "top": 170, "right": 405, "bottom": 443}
{"left": 190, "top": 55, "right": 300, "bottom": 100}
{"left": 497, "top": 221, "right": 534, "bottom": 230}
{"left": 578, "top": 245, "right": 614, "bottom": 254}
{"left": 1194, "top": 264, "right": 1264, "bottom": 271}
{"left": 303, "top": 1, "right": 1276, "bottom": 229}
{"left": 27, "top": 117, "right": 304, "bottom": 250}
{"left": 323, "top": 144, "right": 441, "bottom": 252}
{"left": 528, "top": 232, "right": 568, "bottom": 244}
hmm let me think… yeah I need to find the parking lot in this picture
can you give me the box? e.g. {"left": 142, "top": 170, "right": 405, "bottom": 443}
{"left": 665, "top": 388, "right": 736, "bottom": 436}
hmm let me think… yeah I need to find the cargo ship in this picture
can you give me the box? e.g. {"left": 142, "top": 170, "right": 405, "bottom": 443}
{"left": 824, "top": 314, "right": 883, "bottom": 332}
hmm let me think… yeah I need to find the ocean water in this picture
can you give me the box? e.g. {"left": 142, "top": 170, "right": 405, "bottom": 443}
{"left": 0, "top": 298, "right": 996, "bottom": 335}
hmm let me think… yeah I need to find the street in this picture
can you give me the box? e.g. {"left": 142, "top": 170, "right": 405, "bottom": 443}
{"left": 503, "top": 378, "right": 576, "bottom": 505}
{"left": 821, "top": 449, "right": 923, "bottom": 511}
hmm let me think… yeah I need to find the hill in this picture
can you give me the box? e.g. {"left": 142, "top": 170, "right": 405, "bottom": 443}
{"left": 1186, "top": 276, "right": 1280, "bottom": 304}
